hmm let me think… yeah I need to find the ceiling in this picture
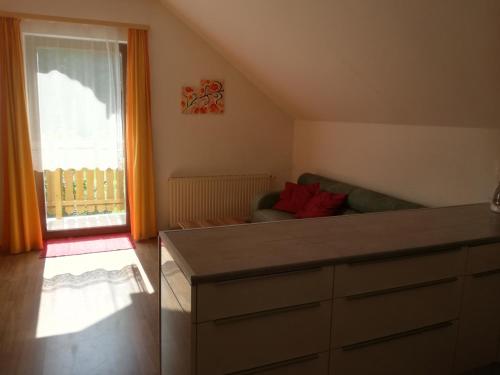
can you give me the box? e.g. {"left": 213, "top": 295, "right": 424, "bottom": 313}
{"left": 161, "top": 0, "right": 500, "bottom": 127}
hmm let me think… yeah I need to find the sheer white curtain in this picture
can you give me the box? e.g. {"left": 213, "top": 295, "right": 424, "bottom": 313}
{"left": 22, "top": 20, "right": 127, "bottom": 172}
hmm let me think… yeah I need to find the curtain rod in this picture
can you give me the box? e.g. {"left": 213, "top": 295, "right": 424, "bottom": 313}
{"left": 0, "top": 10, "right": 149, "bottom": 30}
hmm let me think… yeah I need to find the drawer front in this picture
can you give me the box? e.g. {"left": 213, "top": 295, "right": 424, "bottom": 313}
{"left": 454, "top": 274, "right": 500, "bottom": 374}
{"left": 332, "top": 277, "right": 462, "bottom": 348}
{"left": 228, "top": 352, "right": 329, "bottom": 375}
{"left": 334, "top": 248, "right": 465, "bottom": 298}
{"left": 331, "top": 321, "right": 458, "bottom": 375}
{"left": 467, "top": 242, "right": 500, "bottom": 275}
{"left": 197, "top": 300, "right": 331, "bottom": 375}
{"left": 197, "top": 266, "right": 333, "bottom": 322}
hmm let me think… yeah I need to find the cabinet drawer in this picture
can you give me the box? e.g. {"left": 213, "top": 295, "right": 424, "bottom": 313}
{"left": 332, "top": 277, "right": 462, "bottom": 348}
{"left": 334, "top": 248, "right": 465, "bottom": 298}
{"left": 454, "top": 273, "right": 500, "bottom": 374}
{"left": 331, "top": 321, "right": 458, "bottom": 375}
{"left": 197, "top": 300, "right": 331, "bottom": 375}
{"left": 467, "top": 242, "right": 500, "bottom": 275}
{"left": 197, "top": 266, "right": 333, "bottom": 322}
{"left": 227, "top": 352, "right": 329, "bottom": 375}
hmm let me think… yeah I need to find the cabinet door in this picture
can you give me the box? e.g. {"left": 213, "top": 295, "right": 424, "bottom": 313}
{"left": 454, "top": 272, "right": 500, "bottom": 374}
{"left": 334, "top": 248, "right": 465, "bottom": 298}
{"left": 331, "top": 321, "right": 457, "bottom": 375}
{"left": 332, "top": 278, "right": 462, "bottom": 348}
{"left": 197, "top": 266, "right": 333, "bottom": 322}
{"left": 197, "top": 301, "right": 331, "bottom": 375}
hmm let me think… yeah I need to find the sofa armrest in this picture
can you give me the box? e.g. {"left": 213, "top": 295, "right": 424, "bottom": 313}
{"left": 251, "top": 191, "right": 281, "bottom": 212}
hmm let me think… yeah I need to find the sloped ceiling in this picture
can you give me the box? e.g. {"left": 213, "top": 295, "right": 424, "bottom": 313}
{"left": 161, "top": 0, "right": 500, "bottom": 128}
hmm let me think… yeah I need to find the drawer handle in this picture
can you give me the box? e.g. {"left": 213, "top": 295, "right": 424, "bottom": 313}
{"left": 341, "top": 321, "right": 453, "bottom": 351}
{"left": 473, "top": 269, "right": 500, "bottom": 278}
{"left": 345, "top": 247, "right": 462, "bottom": 266}
{"left": 215, "top": 267, "right": 323, "bottom": 285}
{"left": 214, "top": 302, "right": 322, "bottom": 325}
{"left": 345, "top": 277, "right": 458, "bottom": 300}
{"left": 226, "top": 353, "right": 320, "bottom": 375}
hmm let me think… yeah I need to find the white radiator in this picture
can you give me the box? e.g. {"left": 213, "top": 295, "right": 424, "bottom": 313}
{"left": 167, "top": 174, "right": 274, "bottom": 228}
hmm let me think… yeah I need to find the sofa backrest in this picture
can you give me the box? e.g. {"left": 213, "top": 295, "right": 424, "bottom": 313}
{"left": 297, "top": 173, "right": 423, "bottom": 213}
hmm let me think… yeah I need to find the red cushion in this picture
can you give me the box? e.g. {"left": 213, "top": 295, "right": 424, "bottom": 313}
{"left": 273, "top": 182, "right": 320, "bottom": 214}
{"left": 295, "top": 191, "right": 347, "bottom": 219}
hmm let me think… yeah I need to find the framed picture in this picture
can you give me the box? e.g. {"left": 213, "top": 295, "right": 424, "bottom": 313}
{"left": 181, "top": 79, "right": 224, "bottom": 114}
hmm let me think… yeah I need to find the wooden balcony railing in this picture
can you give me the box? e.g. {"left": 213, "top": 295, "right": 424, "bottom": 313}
{"left": 44, "top": 168, "right": 125, "bottom": 219}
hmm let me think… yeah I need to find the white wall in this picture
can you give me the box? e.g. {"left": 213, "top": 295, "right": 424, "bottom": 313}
{"left": 293, "top": 121, "right": 500, "bottom": 207}
{"left": 0, "top": 0, "right": 294, "bottom": 230}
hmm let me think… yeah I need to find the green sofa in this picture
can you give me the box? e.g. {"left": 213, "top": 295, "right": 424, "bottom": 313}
{"left": 251, "top": 173, "right": 423, "bottom": 223}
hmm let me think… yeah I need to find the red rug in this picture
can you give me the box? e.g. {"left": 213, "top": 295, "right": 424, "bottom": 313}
{"left": 41, "top": 233, "right": 135, "bottom": 258}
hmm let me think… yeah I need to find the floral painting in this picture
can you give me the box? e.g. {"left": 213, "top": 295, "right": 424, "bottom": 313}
{"left": 181, "top": 79, "right": 224, "bottom": 114}
{"left": 180, "top": 86, "right": 199, "bottom": 114}
{"left": 199, "top": 80, "right": 224, "bottom": 114}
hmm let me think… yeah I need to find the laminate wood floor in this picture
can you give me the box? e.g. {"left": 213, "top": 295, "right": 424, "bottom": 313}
{"left": 0, "top": 240, "right": 159, "bottom": 375}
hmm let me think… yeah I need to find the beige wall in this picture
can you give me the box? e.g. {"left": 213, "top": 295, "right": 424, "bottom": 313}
{"left": 0, "top": 0, "right": 294, "bottom": 230}
{"left": 293, "top": 121, "right": 500, "bottom": 207}
{"left": 162, "top": 0, "right": 500, "bottom": 128}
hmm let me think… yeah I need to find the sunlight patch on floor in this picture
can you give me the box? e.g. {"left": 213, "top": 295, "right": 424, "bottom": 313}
{"left": 36, "top": 249, "right": 154, "bottom": 338}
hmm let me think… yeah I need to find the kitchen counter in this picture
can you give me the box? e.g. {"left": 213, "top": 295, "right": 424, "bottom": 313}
{"left": 160, "top": 203, "right": 500, "bottom": 284}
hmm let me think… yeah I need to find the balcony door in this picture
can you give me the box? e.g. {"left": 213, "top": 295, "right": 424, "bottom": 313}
{"left": 23, "top": 21, "right": 129, "bottom": 238}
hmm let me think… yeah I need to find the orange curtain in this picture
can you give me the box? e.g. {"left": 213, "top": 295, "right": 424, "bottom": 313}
{"left": 0, "top": 17, "right": 43, "bottom": 253}
{"left": 126, "top": 29, "right": 157, "bottom": 241}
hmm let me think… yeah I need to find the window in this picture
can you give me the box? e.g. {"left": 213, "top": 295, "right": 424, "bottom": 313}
{"left": 23, "top": 21, "right": 129, "bottom": 232}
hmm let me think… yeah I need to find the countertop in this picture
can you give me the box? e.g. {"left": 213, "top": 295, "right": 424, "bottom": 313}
{"left": 159, "top": 203, "right": 500, "bottom": 284}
